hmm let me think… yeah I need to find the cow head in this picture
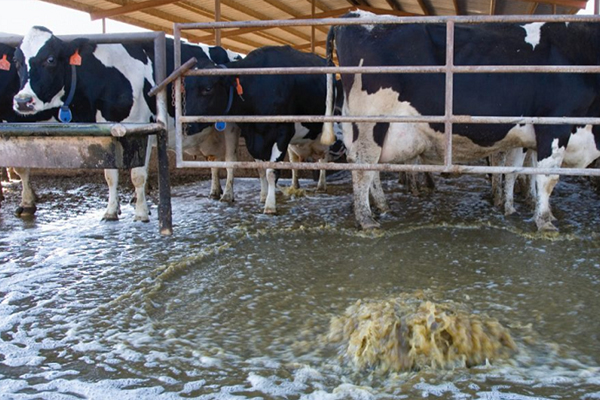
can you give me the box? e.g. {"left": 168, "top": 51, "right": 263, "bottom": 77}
{"left": 184, "top": 59, "right": 237, "bottom": 134}
{"left": 13, "top": 26, "right": 84, "bottom": 116}
{"left": 0, "top": 44, "right": 19, "bottom": 119}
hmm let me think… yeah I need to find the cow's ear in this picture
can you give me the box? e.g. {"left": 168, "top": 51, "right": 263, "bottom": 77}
{"left": 65, "top": 38, "right": 91, "bottom": 64}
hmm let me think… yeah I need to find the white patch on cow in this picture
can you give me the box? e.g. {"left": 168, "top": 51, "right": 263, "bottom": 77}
{"left": 563, "top": 125, "right": 600, "bottom": 168}
{"left": 521, "top": 23, "right": 545, "bottom": 50}
{"left": 291, "top": 122, "right": 311, "bottom": 144}
{"left": 19, "top": 27, "right": 52, "bottom": 61}
{"left": 14, "top": 27, "right": 64, "bottom": 113}
{"left": 92, "top": 44, "right": 154, "bottom": 123}
{"left": 270, "top": 143, "right": 283, "bottom": 162}
{"left": 351, "top": 10, "right": 378, "bottom": 32}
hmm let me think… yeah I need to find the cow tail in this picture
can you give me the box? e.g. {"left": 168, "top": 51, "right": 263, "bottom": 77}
{"left": 321, "top": 26, "right": 336, "bottom": 146}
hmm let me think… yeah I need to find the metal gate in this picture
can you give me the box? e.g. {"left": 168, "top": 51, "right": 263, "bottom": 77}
{"left": 170, "top": 13, "right": 600, "bottom": 178}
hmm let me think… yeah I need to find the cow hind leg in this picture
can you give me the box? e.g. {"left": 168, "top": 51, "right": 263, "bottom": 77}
{"left": 288, "top": 149, "right": 301, "bottom": 190}
{"left": 220, "top": 126, "right": 239, "bottom": 203}
{"left": 353, "top": 169, "right": 380, "bottom": 229}
{"left": 370, "top": 171, "right": 389, "bottom": 214}
{"left": 14, "top": 168, "right": 37, "bottom": 217}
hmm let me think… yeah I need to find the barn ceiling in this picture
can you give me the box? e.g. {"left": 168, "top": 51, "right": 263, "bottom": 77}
{"left": 40, "top": 0, "right": 589, "bottom": 55}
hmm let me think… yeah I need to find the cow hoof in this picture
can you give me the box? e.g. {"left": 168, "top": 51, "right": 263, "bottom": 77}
{"left": 504, "top": 206, "right": 517, "bottom": 216}
{"left": 359, "top": 218, "right": 380, "bottom": 230}
{"left": 536, "top": 219, "right": 558, "bottom": 232}
{"left": 220, "top": 194, "right": 235, "bottom": 203}
{"left": 316, "top": 185, "right": 327, "bottom": 193}
{"left": 102, "top": 213, "right": 119, "bottom": 222}
{"left": 134, "top": 216, "right": 150, "bottom": 223}
{"left": 209, "top": 191, "right": 222, "bottom": 200}
{"left": 15, "top": 206, "right": 36, "bottom": 217}
{"left": 263, "top": 207, "right": 277, "bottom": 215}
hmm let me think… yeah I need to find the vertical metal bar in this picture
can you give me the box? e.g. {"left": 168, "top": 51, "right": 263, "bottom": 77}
{"left": 444, "top": 20, "right": 455, "bottom": 169}
{"left": 215, "top": 0, "right": 222, "bottom": 46}
{"left": 311, "top": 0, "right": 316, "bottom": 53}
{"left": 102, "top": 18, "right": 106, "bottom": 34}
{"left": 154, "top": 32, "right": 173, "bottom": 236}
{"left": 174, "top": 24, "right": 184, "bottom": 169}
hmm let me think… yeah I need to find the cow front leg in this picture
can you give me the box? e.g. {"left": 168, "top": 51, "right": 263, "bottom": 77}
{"left": 264, "top": 168, "right": 277, "bottom": 214}
{"left": 131, "top": 166, "right": 150, "bottom": 222}
{"left": 209, "top": 167, "right": 223, "bottom": 200}
{"left": 14, "top": 168, "right": 36, "bottom": 217}
{"left": 103, "top": 169, "right": 120, "bottom": 221}
{"left": 258, "top": 168, "right": 267, "bottom": 203}
{"left": 503, "top": 148, "right": 527, "bottom": 216}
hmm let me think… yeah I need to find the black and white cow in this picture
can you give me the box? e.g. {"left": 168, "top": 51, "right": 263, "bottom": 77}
{"left": 0, "top": 42, "right": 56, "bottom": 216}
{"left": 185, "top": 45, "right": 333, "bottom": 214}
{"left": 12, "top": 26, "right": 242, "bottom": 221}
{"left": 323, "top": 11, "right": 600, "bottom": 231}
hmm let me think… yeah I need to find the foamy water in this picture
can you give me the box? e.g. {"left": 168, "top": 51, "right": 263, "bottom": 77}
{"left": 1, "top": 173, "right": 599, "bottom": 398}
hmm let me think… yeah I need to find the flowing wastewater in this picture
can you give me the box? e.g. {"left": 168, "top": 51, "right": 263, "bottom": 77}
{"left": 0, "top": 171, "right": 599, "bottom": 399}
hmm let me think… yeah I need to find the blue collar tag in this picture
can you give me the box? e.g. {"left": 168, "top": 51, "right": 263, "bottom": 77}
{"left": 58, "top": 106, "right": 72, "bottom": 123}
{"left": 214, "top": 121, "right": 227, "bottom": 132}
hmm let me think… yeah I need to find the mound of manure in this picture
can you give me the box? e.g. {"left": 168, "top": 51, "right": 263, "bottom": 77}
{"left": 328, "top": 292, "right": 517, "bottom": 373}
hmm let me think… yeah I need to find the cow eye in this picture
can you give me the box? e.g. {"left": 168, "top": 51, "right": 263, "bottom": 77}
{"left": 46, "top": 56, "right": 55, "bottom": 65}
{"left": 201, "top": 86, "right": 213, "bottom": 95}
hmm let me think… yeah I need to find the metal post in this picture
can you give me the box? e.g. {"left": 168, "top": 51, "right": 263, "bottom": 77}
{"left": 174, "top": 24, "right": 184, "bottom": 169}
{"left": 444, "top": 20, "right": 455, "bottom": 169}
{"left": 154, "top": 32, "right": 173, "bottom": 236}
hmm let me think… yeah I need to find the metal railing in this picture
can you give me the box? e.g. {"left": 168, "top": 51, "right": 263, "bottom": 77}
{"left": 171, "top": 14, "right": 600, "bottom": 178}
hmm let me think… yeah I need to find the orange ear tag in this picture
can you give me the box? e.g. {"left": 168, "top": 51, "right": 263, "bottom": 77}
{"left": 69, "top": 50, "right": 82, "bottom": 66}
{"left": 0, "top": 54, "right": 11, "bottom": 71}
{"left": 235, "top": 77, "right": 244, "bottom": 96}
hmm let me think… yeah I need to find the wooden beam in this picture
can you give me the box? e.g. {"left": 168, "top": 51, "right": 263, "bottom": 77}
{"left": 259, "top": 0, "right": 329, "bottom": 35}
{"left": 90, "top": 0, "right": 180, "bottom": 21}
{"left": 490, "top": 0, "right": 497, "bottom": 14}
{"left": 453, "top": 0, "right": 462, "bottom": 15}
{"left": 384, "top": 0, "right": 400, "bottom": 10}
{"left": 516, "top": 0, "right": 587, "bottom": 9}
{"left": 528, "top": 2, "right": 539, "bottom": 12}
{"left": 415, "top": 0, "right": 432, "bottom": 15}
{"left": 304, "top": 0, "right": 330, "bottom": 11}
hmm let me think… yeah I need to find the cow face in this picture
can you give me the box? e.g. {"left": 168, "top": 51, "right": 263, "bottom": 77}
{"left": 184, "top": 60, "right": 235, "bottom": 133}
{"left": 13, "top": 27, "right": 75, "bottom": 115}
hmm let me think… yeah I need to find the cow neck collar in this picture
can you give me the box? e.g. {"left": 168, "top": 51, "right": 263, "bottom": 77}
{"left": 214, "top": 63, "right": 242, "bottom": 132}
{"left": 58, "top": 65, "right": 77, "bottom": 123}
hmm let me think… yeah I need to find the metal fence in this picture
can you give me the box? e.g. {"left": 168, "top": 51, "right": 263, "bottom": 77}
{"left": 172, "top": 14, "right": 600, "bottom": 178}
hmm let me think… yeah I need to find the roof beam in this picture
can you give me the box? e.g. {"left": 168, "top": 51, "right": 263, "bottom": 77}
{"left": 219, "top": 0, "right": 314, "bottom": 44}
{"left": 453, "top": 0, "right": 462, "bottom": 14}
{"left": 490, "top": 0, "right": 497, "bottom": 14}
{"left": 414, "top": 0, "right": 432, "bottom": 15}
{"left": 258, "top": 0, "right": 329, "bottom": 35}
{"left": 516, "top": 0, "right": 587, "bottom": 8}
{"left": 90, "top": 0, "right": 180, "bottom": 21}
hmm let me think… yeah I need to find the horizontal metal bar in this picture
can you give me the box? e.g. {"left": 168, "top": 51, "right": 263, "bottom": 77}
{"left": 176, "top": 14, "right": 600, "bottom": 31}
{"left": 178, "top": 160, "right": 600, "bottom": 176}
{"left": 149, "top": 57, "right": 198, "bottom": 97}
{"left": 187, "top": 65, "right": 600, "bottom": 76}
{"left": 180, "top": 115, "right": 600, "bottom": 125}
{"left": 0, "top": 123, "right": 164, "bottom": 137}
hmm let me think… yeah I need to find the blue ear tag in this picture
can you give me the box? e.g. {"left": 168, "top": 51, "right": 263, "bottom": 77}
{"left": 215, "top": 121, "right": 226, "bottom": 132}
{"left": 58, "top": 106, "right": 72, "bottom": 123}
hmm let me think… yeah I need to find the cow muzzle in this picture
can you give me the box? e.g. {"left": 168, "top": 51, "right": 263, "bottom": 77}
{"left": 13, "top": 94, "right": 36, "bottom": 114}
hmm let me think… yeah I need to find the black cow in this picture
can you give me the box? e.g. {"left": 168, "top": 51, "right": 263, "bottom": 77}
{"left": 11, "top": 26, "right": 242, "bottom": 221}
{"left": 185, "top": 45, "right": 332, "bottom": 214}
{"left": 323, "top": 11, "right": 600, "bottom": 230}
